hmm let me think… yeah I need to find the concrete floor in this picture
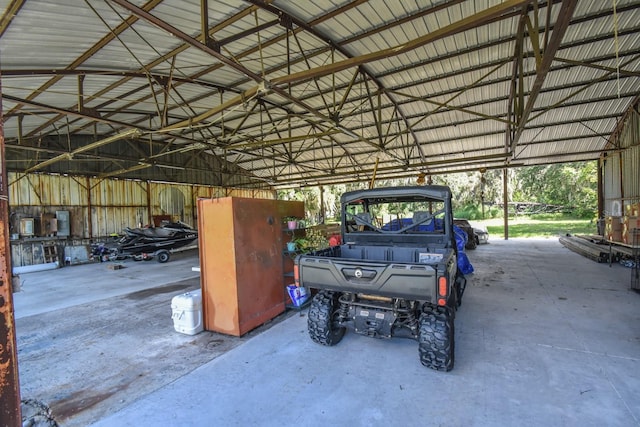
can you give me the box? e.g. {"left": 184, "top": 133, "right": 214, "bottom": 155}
{"left": 14, "top": 249, "right": 200, "bottom": 319}
{"left": 12, "top": 238, "right": 640, "bottom": 427}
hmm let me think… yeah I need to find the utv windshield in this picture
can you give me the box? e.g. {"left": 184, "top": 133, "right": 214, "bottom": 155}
{"left": 343, "top": 196, "right": 446, "bottom": 235}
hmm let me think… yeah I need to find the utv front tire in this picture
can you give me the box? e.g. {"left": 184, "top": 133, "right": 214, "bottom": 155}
{"left": 419, "top": 306, "right": 454, "bottom": 371}
{"left": 308, "top": 290, "right": 345, "bottom": 346}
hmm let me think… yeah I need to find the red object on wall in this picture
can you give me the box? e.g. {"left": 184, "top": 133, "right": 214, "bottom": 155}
{"left": 329, "top": 234, "right": 341, "bottom": 246}
{"left": 152, "top": 214, "right": 172, "bottom": 227}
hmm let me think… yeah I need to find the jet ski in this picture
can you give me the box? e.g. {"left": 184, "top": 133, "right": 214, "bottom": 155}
{"left": 91, "top": 222, "right": 198, "bottom": 263}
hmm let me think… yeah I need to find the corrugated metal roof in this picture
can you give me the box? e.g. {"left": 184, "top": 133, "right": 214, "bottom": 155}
{"left": 1, "top": 0, "right": 639, "bottom": 188}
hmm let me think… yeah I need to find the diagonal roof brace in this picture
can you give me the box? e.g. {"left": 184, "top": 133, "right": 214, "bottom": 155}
{"left": 109, "top": 0, "right": 403, "bottom": 167}
{"left": 509, "top": 0, "right": 578, "bottom": 156}
{"left": 270, "top": 0, "right": 532, "bottom": 86}
{"left": 25, "top": 128, "right": 143, "bottom": 173}
{"left": 110, "top": 0, "right": 331, "bottom": 131}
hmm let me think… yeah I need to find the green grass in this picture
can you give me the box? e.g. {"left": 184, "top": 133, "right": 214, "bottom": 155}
{"left": 474, "top": 216, "right": 596, "bottom": 239}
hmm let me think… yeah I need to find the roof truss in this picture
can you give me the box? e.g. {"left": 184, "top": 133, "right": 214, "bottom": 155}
{"left": 1, "top": 0, "right": 639, "bottom": 188}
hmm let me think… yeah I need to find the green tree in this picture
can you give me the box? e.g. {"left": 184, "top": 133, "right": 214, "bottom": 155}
{"left": 513, "top": 162, "right": 597, "bottom": 217}
{"left": 278, "top": 161, "right": 597, "bottom": 221}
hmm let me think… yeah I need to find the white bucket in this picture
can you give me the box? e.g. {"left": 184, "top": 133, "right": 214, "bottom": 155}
{"left": 171, "top": 289, "right": 203, "bottom": 335}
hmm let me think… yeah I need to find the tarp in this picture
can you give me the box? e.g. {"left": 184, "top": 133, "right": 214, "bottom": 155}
{"left": 454, "top": 225, "right": 474, "bottom": 275}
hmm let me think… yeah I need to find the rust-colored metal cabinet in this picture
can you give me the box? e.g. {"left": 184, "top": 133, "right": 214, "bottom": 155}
{"left": 197, "top": 197, "right": 303, "bottom": 336}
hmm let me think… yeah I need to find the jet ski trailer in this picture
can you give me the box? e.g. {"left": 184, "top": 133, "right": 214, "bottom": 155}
{"left": 91, "top": 222, "right": 198, "bottom": 263}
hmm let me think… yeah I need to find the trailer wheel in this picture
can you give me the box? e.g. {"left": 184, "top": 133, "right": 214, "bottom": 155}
{"left": 418, "top": 306, "right": 454, "bottom": 371}
{"left": 156, "top": 250, "right": 170, "bottom": 263}
{"left": 308, "top": 290, "right": 345, "bottom": 346}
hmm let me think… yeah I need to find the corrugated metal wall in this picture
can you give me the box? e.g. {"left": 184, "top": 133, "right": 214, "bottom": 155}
{"left": 8, "top": 173, "right": 275, "bottom": 239}
{"left": 602, "top": 100, "right": 640, "bottom": 216}
{"left": 621, "top": 141, "right": 640, "bottom": 206}
{"left": 603, "top": 152, "right": 623, "bottom": 215}
{"left": 91, "top": 178, "right": 148, "bottom": 237}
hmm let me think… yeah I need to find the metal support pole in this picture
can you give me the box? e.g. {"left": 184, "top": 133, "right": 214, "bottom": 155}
{"left": 0, "top": 64, "right": 22, "bottom": 427}
{"left": 200, "top": 0, "right": 209, "bottom": 47}
{"left": 503, "top": 168, "right": 509, "bottom": 240}
{"left": 319, "top": 185, "right": 325, "bottom": 224}
{"left": 146, "top": 181, "right": 152, "bottom": 226}
{"left": 86, "top": 176, "right": 93, "bottom": 239}
{"left": 597, "top": 157, "right": 604, "bottom": 222}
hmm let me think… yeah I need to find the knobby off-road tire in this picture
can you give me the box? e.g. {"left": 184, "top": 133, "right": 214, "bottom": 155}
{"left": 418, "top": 306, "right": 455, "bottom": 371}
{"left": 308, "top": 290, "right": 346, "bottom": 346}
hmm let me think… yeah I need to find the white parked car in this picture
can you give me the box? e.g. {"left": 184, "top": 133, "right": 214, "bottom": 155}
{"left": 470, "top": 222, "right": 489, "bottom": 244}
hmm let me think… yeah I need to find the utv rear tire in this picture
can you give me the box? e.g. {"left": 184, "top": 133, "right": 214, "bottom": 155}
{"left": 419, "top": 306, "right": 454, "bottom": 371}
{"left": 308, "top": 290, "right": 345, "bottom": 346}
